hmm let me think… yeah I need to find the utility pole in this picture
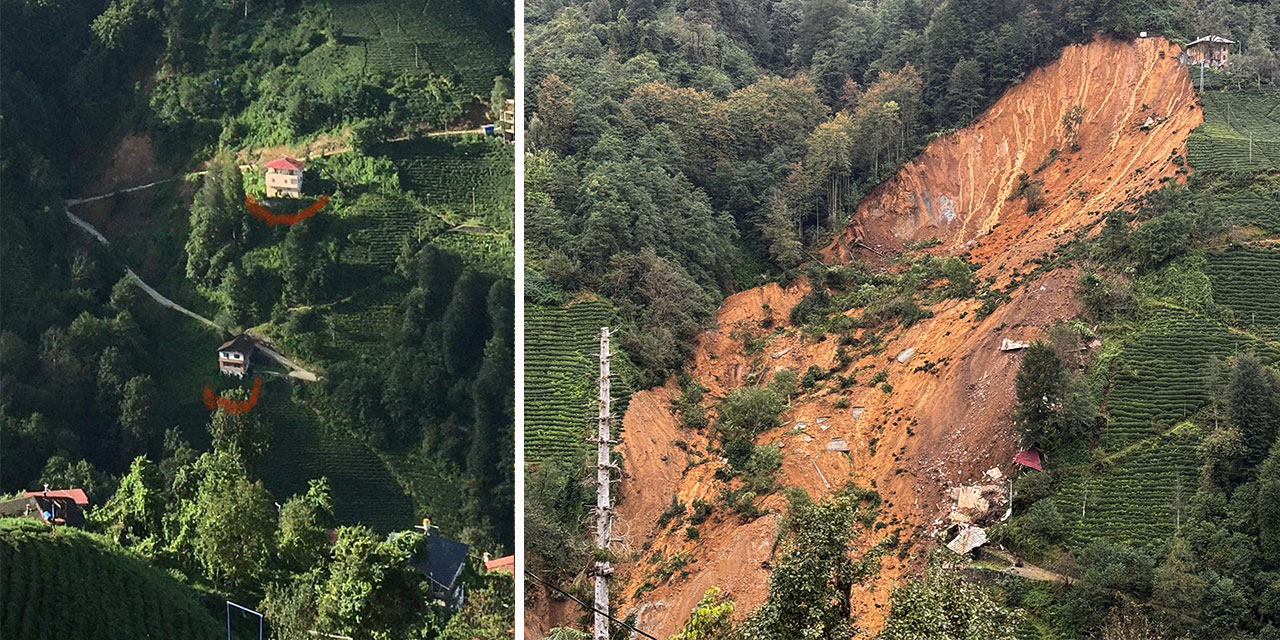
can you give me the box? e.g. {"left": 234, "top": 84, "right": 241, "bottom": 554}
{"left": 593, "top": 327, "right": 614, "bottom": 640}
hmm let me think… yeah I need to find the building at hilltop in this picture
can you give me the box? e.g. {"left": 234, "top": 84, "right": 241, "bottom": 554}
{"left": 1180, "top": 35, "right": 1235, "bottom": 69}
{"left": 217, "top": 334, "right": 256, "bottom": 378}
{"left": 265, "top": 156, "right": 305, "bottom": 198}
{"left": 0, "top": 487, "right": 89, "bottom": 528}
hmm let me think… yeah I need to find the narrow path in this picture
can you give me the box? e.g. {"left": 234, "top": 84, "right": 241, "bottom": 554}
{"left": 63, "top": 206, "right": 321, "bottom": 381}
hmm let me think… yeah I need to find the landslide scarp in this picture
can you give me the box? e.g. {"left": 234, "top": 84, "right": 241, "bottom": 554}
{"left": 614, "top": 36, "right": 1201, "bottom": 638}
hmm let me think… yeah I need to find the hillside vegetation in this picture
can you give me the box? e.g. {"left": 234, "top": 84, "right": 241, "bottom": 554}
{"left": 1, "top": 0, "right": 513, "bottom": 637}
{"left": 525, "top": 0, "right": 1280, "bottom": 637}
{"left": 0, "top": 519, "right": 222, "bottom": 640}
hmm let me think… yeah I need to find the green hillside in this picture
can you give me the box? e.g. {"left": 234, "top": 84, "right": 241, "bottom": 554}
{"left": 329, "top": 0, "right": 511, "bottom": 97}
{"left": 1188, "top": 90, "right": 1280, "bottom": 172}
{"left": 0, "top": 519, "right": 221, "bottom": 640}
{"left": 525, "top": 300, "right": 636, "bottom": 465}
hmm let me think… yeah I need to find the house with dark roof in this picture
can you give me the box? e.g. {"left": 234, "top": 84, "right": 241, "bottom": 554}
{"left": 217, "top": 334, "right": 256, "bottom": 378}
{"left": 0, "top": 488, "right": 88, "bottom": 528}
{"left": 408, "top": 531, "right": 470, "bottom": 609}
{"left": 265, "top": 157, "right": 305, "bottom": 198}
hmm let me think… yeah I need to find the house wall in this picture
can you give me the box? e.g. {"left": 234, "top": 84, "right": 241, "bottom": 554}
{"left": 265, "top": 168, "right": 303, "bottom": 197}
{"left": 1180, "top": 44, "right": 1230, "bottom": 68}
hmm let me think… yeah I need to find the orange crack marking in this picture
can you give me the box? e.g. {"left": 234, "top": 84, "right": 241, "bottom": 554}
{"left": 245, "top": 194, "right": 330, "bottom": 226}
{"left": 203, "top": 376, "right": 262, "bottom": 415}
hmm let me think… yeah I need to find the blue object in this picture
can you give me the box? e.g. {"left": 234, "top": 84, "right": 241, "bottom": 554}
{"left": 483, "top": 124, "right": 496, "bottom": 136}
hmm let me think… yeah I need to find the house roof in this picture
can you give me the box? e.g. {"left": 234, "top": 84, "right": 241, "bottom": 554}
{"left": 1187, "top": 35, "right": 1235, "bottom": 47}
{"left": 411, "top": 535, "right": 470, "bottom": 593}
{"left": 946, "top": 525, "right": 988, "bottom": 555}
{"left": 23, "top": 488, "right": 89, "bottom": 506}
{"left": 1013, "top": 448, "right": 1043, "bottom": 471}
{"left": 485, "top": 555, "right": 515, "bottom": 574}
{"left": 218, "top": 334, "right": 256, "bottom": 354}
{"left": 265, "top": 157, "right": 305, "bottom": 171}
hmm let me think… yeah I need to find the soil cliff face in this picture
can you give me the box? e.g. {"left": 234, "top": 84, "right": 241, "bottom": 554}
{"left": 610, "top": 36, "right": 1200, "bottom": 638}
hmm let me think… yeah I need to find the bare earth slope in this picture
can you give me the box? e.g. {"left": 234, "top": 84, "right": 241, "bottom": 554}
{"left": 611, "top": 36, "right": 1200, "bottom": 638}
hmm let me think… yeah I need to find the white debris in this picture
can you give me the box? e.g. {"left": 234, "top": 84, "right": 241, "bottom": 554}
{"left": 826, "top": 438, "right": 850, "bottom": 452}
{"left": 851, "top": 407, "right": 865, "bottom": 420}
{"left": 947, "top": 525, "right": 988, "bottom": 555}
{"left": 985, "top": 467, "right": 1004, "bottom": 482}
{"left": 896, "top": 347, "right": 916, "bottom": 363}
{"left": 771, "top": 347, "right": 793, "bottom": 359}
{"left": 1000, "top": 338, "right": 1030, "bottom": 351}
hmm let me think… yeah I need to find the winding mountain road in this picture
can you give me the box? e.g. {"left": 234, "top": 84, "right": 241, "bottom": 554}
{"left": 63, "top": 206, "right": 320, "bottom": 382}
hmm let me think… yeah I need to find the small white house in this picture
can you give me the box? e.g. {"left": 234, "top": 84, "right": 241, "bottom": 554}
{"left": 265, "top": 157, "right": 305, "bottom": 198}
{"left": 217, "top": 334, "right": 256, "bottom": 377}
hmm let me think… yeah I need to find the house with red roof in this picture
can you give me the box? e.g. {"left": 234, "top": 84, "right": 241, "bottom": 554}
{"left": 485, "top": 554, "right": 515, "bottom": 575}
{"left": 0, "top": 487, "right": 89, "bottom": 528}
{"left": 265, "top": 156, "right": 305, "bottom": 198}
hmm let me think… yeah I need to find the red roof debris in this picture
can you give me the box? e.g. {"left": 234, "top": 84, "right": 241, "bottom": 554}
{"left": 265, "top": 157, "right": 305, "bottom": 171}
{"left": 1013, "top": 449, "right": 1043, "bottom": 471}
{"left": 25, "top": 488, "right": 89, "bottom": 506}
{"left": 485, "top": 555, "right": 515, "bottom": 574}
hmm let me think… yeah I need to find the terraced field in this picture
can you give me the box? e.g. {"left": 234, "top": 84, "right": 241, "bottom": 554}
{"left": 337, "top": 192, "right": 442, "bottom": 271}
{"left": 387, "top": 137, "right": 513, "bottom": 224}
{"left": 1187, "top": 90, "right": 1280, "bottom": 172}
{"left": 258, "top": 392, "right": 414, "bottom": 534}
{"left": 1052, "top": 303, "right": 1279, "bottom": 549}
{"left": 1198, "top": 175, "right": 1280, "bottom": 233}
{"left": 1206, "top": 247, "right": 1280, "bottom": 340}
{"left": 329, "top": 0, "right": 510, "bottom": 96}
{"left": 526, "top": 301, "right": 636, "bottom": 464}
{"left": 385, "top": 136, "right": 513, "bottom": 273}
{"left": 1053, "top": 428, "right": 1200, "bottom": 550}
{"left": 1098, "top": 305, "right": 1275, "bottom": 451}
{"left": 0, "top": 519, "right": 222, "bottom": 640}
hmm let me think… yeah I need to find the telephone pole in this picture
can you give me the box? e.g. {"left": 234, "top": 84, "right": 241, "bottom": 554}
{"left": 593, "top": 327, "right": 614, "bottom": 640}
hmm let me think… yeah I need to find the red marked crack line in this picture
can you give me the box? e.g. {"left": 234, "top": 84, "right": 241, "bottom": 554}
{"left": 203, "top": 377, "right": 262, "bottom": 415}
{"left": 245, "top": 194, "right": 329, "bottom": 226}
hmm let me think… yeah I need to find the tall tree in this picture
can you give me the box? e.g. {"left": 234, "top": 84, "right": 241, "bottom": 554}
{"left": 1229, "top": 353, "right": 1280, "bottom": 468}
{"left": 186, "top": 154, "right": 249, "bottom": 289}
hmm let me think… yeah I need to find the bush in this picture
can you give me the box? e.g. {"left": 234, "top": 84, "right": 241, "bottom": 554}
{"left": 789, "top": 288, "right": 832, "bottom": 325}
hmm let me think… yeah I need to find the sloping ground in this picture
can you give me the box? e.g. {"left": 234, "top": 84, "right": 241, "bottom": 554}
{"left": 525, "top": 300, "right": 636, "bottom": 465}
{"left": 0, "top": 519, "right": 222, "bottom": 640}
{"left": 610, "top": 37, "right": 1201, "bottom": 638}
{"left": 1188, "top": 90, "right": 1280, "bottom": 172}
{"left": 826, "top": 36, "right": 1199, "bottom": 280}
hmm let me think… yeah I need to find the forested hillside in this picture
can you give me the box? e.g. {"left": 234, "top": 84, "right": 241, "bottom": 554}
{"left": 524, "top": 1, "right": 1280, "bottom": 638}
{"left": 1, "top": 0, "right": 513, "bottom": 637}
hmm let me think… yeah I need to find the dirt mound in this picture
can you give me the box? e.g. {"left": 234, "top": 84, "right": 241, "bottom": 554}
{"left": 608, "top": 36, "right": 1200, "bottom": 638}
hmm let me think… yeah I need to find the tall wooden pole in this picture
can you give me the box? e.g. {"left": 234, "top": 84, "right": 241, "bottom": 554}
{"left": 594, "top": 327, "right": 614, "bottom": 640}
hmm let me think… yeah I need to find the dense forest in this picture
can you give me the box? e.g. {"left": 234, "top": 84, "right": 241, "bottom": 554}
{"left": 526, "top": 0, "right": 1279, "bottom": 388}
{"left": 525, "top": 0, "right": 1280, "bottom": 638}
{"left": 2, "top": 0, "right": 514, "bottom": 637}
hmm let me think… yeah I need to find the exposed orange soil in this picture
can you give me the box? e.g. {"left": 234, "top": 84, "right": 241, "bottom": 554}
{"left": 827, "top": 36, "right": 1199, "bottom": 285}
{"left": 608, "top": 36, "right": 1200, "bottom": 639}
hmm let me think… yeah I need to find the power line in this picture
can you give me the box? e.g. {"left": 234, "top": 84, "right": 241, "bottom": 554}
{"left": 523, "top": 570, "right": 660, "bottom": 640}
